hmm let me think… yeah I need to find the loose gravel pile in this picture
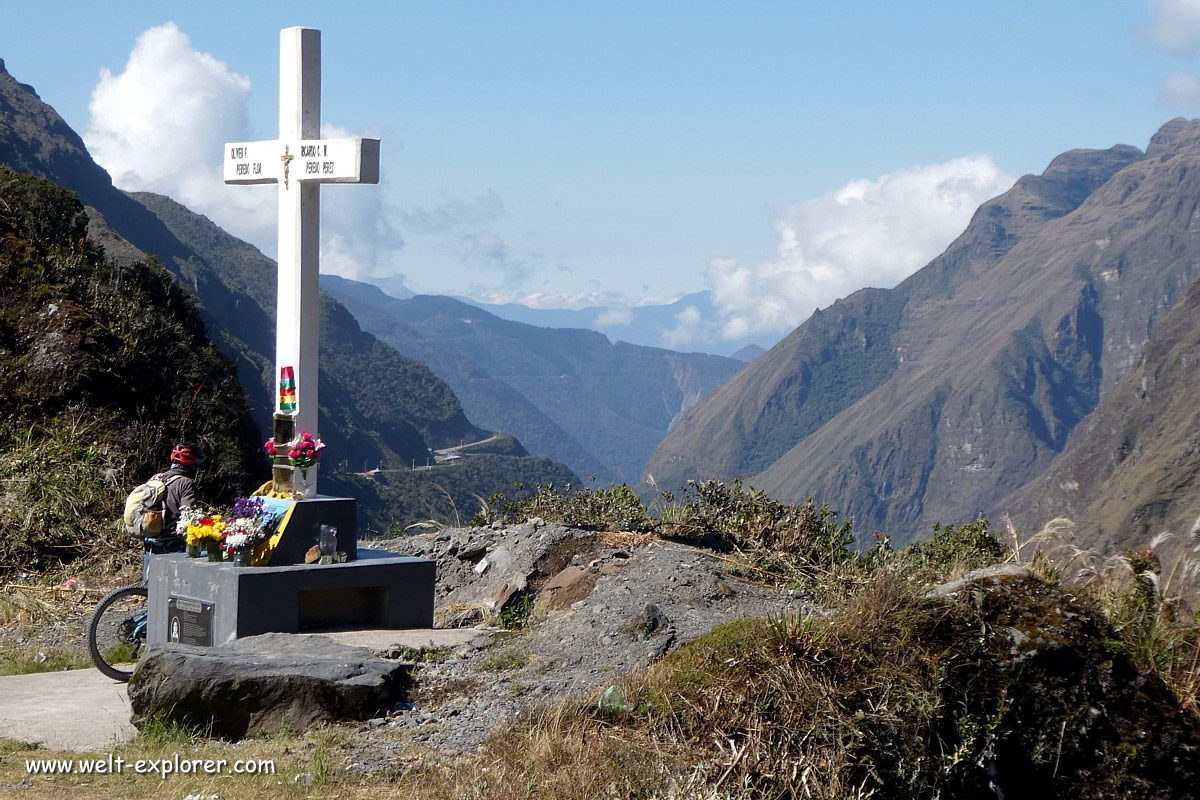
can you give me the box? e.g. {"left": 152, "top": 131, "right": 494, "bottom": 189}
{"left": 342, "top": 522, "right": 803, "bottom": 772}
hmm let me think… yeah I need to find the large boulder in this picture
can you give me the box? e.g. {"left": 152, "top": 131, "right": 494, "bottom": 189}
{"left": 930, "top": 564, "right": 1200, "bottom": 799}
{"left": 127, "top": 633, "right": 411, "bottom": 739}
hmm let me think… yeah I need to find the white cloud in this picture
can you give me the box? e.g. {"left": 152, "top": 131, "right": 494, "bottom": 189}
{"left": 699, "top": 155, "right": 1015, "bottom": 342}
{"left": 1147, "top": 0, "right": 1200, "bottom": 53}
{"left": 478, "top": 290, "right": 626, "bottom": 309}
{"left": 1162, "top": 71, "right": 1200, "bottom": 106}
{"left": 401, "top": 191, "right": 531, "bottom": 291}
{"left": 662, "top": 306, "right": 707, "bottom": 350}
{"left": 318, "top": 124, "right": 404, "bottom": 280}
{"left": 594, "top": 308, "right": 633, "bottom": 326}
{"left": 85, "top": 23, "right": 400, "bottom": 280}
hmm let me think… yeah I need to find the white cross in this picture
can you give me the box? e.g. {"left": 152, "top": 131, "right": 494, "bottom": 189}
{"left": 223, "top": 27, "right": 380, "bottom": 492}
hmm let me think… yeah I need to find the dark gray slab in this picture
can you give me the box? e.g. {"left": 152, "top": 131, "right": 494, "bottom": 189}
{"left": 147, "top": 547, "right": 435, "bottom": 646}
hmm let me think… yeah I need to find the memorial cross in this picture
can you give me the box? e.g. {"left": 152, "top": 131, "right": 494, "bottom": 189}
{"left": 223, "top": 27, "right": 380, "bottom": 495}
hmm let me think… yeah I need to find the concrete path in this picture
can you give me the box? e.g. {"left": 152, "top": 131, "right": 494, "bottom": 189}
{"left": 0, "top": 668, "right": 134, "bottom": 752}
{"left": 0, "top": 628, "right": 490, "bottom": 752}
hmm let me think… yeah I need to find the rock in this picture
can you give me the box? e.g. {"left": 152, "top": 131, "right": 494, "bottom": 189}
{"left": 641, "top": 604, "right": 671, "bottom": 635}
{"left": 532, "top": 565, "right": 597, "bottom": 619}
{"left": 927, "top": 564, "right": 1200, "bottom": 797}
{"left": 473, "top": 557, "right": 490, "bottom": 575}
{"left": 128, "top": 633, "right": 412, "bottom": 740}
{"left": 457, "top": 543, "right": 488, "bottom": 562}
{"left": 926, "top": 562, "right": 1029, "bottom": 599}
{"left": 489, "top": 580, "right": 524, "bottom": 611}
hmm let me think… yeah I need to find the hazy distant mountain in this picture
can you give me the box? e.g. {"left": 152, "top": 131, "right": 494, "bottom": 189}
{"left": 648, "top": 122, "right": 1200, "bottom": 544}
{"left": 730, "top": 344, "right": 766, "bottom": 363}
{"left": 450, "top": 291, "right": 779, "bottom": 358}
{"left": 321, "top": 276, "right": 746, "bottom": 484}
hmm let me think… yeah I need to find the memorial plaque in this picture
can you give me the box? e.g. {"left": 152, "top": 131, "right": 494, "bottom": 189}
{"left": 167, "top": 596, "right": 215, "bottom": 647}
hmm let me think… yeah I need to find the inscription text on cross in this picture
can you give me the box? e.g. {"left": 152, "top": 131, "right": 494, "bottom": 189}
{"left": 223, "top": 27, "right": 380, "bottom": 496}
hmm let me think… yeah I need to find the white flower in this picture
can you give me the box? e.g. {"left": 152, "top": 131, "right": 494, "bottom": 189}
{"left": 224, "top": 532, "right": 251, "bottom": 550}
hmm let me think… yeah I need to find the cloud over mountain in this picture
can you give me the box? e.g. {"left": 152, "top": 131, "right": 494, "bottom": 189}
{"left": 699, "top": 155, "right": 1015, "bottom": 341}
{"left": 84, "top": 22, "right": 399, "bottom": 280}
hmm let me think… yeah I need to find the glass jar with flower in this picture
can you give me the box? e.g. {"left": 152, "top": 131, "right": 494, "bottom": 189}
{"left": 221, "top": 496, "right": 271, "bottom": 566}
{"left": 184, "top": 508, "right": 227, "bottom": 562}
{"left": 285, "top": 432, "right": 325, "bottom": 499}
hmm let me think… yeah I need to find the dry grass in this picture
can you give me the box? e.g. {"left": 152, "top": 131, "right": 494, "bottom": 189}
{"left": 0, "top": 725, "right": 378, "bottom": 800}
{"left": 1014, "top": 516, "right": 1200, "bottom": 711}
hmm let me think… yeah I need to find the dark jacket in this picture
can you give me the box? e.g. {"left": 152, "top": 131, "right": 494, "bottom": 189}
{"left": 150, "top": 465, "right": 196, "bottom": 551}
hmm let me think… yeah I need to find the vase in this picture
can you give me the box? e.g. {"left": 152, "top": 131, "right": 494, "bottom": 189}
{"left": 293, "top": 464, "right": 318, "bottom": 500}
{"left": 186, "top": 543, "right": 201, "bottom": 558}
{"left": 233, "top": 548, "right": 253, "bottom": 567}
{"left": 205, "top": 541, "right": 223, "bottom": 562}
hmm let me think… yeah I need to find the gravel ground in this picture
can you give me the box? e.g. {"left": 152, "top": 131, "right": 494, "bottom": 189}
{"left": 342, "top": 523, "right": 804, "bottom": 774}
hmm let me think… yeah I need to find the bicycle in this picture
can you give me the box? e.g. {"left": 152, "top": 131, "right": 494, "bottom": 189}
{"left": 86, "top": 583, "right": 148, "bottom": 682}
{"left": 86, "top": 537, "right": 167, "bottom": 682}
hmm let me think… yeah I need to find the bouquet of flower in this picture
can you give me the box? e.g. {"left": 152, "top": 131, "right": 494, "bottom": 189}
{"left": 222, "top": 496, "right": 271, "bottom": 555}
{"left": 287, "top": 432, "right": 324, "bottom": 468}
{"left": 264, "top": 432, "right": 325, "bottom": 468}
{"left": 180, "top": 507, "right": 226, "bottom": 547}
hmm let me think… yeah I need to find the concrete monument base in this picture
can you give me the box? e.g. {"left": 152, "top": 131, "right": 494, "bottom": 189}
{"left": 146, "top": 548, "right": 435, "bottom": 647}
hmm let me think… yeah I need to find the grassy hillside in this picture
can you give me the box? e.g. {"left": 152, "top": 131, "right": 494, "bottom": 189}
{"left": 0, "top": 169, "right": 265, "bottom": 570}
{"left": 327, "top": 453, "right": 579, "bottom": 535}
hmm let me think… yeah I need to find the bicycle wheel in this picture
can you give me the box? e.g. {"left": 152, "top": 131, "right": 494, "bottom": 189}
{"left": 87, "top": 584, "right": 148, "bottom": 682}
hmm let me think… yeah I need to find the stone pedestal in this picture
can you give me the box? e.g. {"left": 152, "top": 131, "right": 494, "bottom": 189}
{"left": 146, "top": 549, "right": 436, "bottom": 647}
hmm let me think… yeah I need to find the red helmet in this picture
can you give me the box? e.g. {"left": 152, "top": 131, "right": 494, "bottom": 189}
{"left": 169, "top": 442, "right": 206, "bottom": 466}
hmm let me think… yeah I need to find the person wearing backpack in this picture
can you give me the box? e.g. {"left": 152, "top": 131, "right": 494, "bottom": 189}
{"left": 124, "top": 442, "right": 205, "bottom": 580}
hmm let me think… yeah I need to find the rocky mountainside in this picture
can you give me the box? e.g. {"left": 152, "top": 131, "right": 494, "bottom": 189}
{"left": 321, "top": 278, "right": 745, "bottom": 484}
{"left": 648, "top": 120, "right": 1200, "bottom": 545}
{"left": 0, "top": 57, "right": 485, "bottom": 471}
{"left": 1002, "top": 258, "right": 1200, "bottom": 554}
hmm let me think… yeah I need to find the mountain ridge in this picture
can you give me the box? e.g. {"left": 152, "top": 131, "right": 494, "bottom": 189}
{"left": 647, "top": 122, "right": 1200, "bottom": 544}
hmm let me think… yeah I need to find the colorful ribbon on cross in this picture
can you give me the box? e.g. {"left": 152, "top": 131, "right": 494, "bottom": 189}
{"left": 279, "top": 366, "right": 297, "bottom": 413}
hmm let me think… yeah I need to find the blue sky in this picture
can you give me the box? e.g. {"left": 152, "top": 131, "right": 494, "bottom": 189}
{"left": 4, "top": 2, "right": 1200, "bottom": 349}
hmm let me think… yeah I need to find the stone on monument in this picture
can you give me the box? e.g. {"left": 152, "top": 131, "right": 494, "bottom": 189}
{"left": 128, "top": 632, "right": 411, "bottom": 739}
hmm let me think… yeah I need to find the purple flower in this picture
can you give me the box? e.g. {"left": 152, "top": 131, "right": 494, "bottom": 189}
{"left": 230, "top": 496, "right": 265, "bottom": 520}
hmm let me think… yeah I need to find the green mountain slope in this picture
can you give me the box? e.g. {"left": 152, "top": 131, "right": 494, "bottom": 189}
{"left": 648, "top": 122, "right": 1200, "bottom": 544}
{"left": 319, "top": 276, "right": 612, "bottom": 481}
{"left": 320, "top": 280, "right": 746, "bottom": 483}
{"left": 0, "top": 168, "right": 264, "bottom": 568}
